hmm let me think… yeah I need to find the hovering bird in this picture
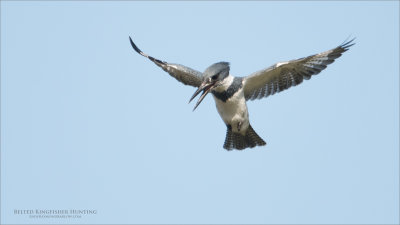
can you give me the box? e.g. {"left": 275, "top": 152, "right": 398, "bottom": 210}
{"left": 129, "top": 36, "right": 354, "bottom": 150}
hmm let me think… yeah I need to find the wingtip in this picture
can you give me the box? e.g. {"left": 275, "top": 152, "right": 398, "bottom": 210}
{"left": 129, "top": 36, "right": 143, "bottom": 54}
{"left": 340, "top": 36, "right": 356, "bottom": 50}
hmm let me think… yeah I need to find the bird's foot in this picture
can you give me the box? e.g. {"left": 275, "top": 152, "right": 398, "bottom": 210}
{"left": 237, "top": 121, "right": 242, "bottom": 132}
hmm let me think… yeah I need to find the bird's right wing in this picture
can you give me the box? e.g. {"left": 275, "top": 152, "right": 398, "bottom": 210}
{"left": 129, "top": 37, "right": 203, "bottom": 88}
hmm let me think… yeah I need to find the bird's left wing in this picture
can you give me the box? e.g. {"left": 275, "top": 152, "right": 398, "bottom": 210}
{"left": 243, "top": 38, "right": 355, "bottom": 101}
{"left": 129, "top": 37, "right": 203, "bottom": 88}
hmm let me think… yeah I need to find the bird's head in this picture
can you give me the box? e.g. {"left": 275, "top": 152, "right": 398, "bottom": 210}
{"left": 189, "top": 62, "right": 230, "bottom": 111}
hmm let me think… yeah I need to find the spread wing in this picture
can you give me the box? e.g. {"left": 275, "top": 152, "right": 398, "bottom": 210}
{"left": 243, "top": 38, "right": 355, "bottom": 101}
{"left": 129, "top": 36, "right": 203, "bottom": 87}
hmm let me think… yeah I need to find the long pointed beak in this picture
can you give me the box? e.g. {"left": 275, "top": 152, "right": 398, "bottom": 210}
{"left": 189, "top": 81, "right": 214, "bottom": 111}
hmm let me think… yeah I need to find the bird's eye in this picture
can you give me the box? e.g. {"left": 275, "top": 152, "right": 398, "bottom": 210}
{"left": 211, "top": 75, "right": 218, "bottom": 80}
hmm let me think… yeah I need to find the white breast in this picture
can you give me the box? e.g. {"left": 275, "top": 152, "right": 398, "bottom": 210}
{"left": 212, "top": 78, "right": 250, "bottom": 134}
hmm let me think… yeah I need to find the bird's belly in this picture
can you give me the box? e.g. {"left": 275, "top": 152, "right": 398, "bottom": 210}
{"left": 213, "top": 92, "right": 249, "bottom": 134}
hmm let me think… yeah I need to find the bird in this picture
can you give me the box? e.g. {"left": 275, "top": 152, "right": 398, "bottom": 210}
{"left": 129, "top": 36, "right": 355, "bottom": 150}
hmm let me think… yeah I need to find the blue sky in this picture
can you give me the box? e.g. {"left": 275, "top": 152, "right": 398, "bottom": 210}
{"left": 1, "top": 1, "right": 399, "bottom": 224}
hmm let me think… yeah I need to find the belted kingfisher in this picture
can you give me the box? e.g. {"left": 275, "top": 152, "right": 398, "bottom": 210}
{"left": 129, "top": 36, "right": 355, "bottom": 150}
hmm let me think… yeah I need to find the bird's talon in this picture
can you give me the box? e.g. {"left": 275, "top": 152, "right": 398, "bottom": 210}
{"left": 237, "top": 122, "right": 242, "bottom": 131}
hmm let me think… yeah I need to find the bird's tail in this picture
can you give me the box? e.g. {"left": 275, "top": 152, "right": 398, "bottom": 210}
{"left": 223, "top": 124, "right": 266, "bottom": 150}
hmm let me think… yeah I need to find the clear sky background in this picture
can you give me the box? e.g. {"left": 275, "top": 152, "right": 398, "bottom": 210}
{"left": 1, "top": 1, "right": 399, "bottom": 224}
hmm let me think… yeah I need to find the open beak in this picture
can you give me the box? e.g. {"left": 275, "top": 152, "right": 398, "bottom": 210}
{"left": 189, "top": 80, "right": 215, "bottom": 111}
